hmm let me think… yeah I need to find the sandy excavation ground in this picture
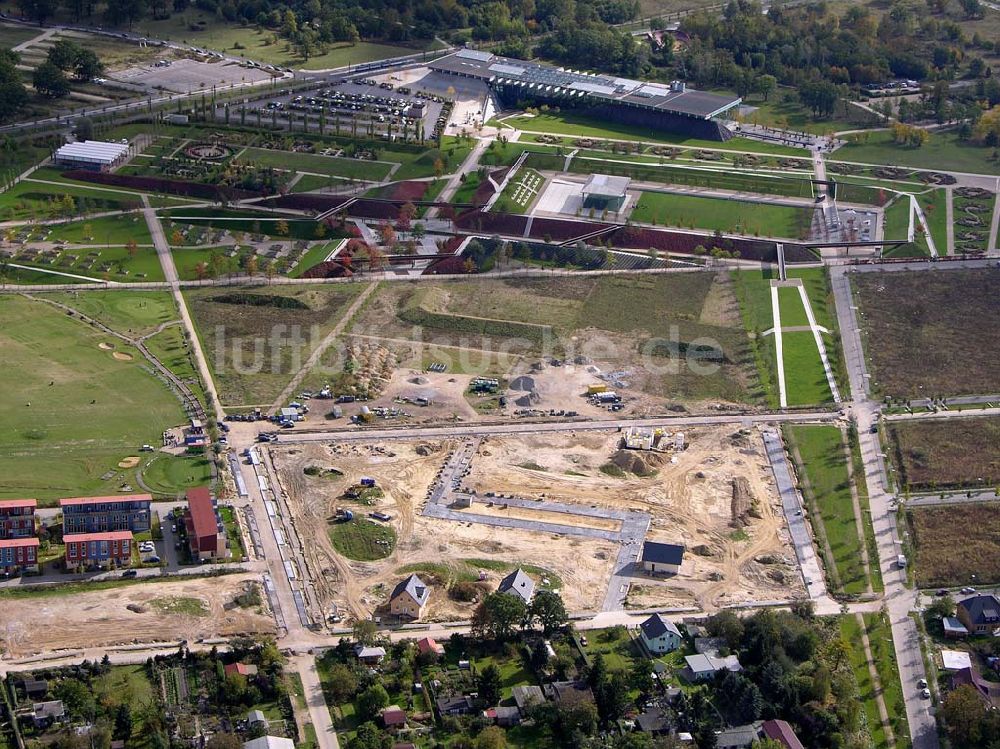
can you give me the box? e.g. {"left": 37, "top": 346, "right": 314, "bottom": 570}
{"left": 271, "top": 425, "right": 804, "bottom": 621}
{"left": 0, "top": 574, "right": 275, "bottom": 658}
{"left": 464, "top": 427, "right": 804, "bottom": 611}
{"left": 271, "top": 440, "right": 618, "bottom": 622}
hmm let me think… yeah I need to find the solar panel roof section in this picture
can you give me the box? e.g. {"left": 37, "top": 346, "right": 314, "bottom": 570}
{"left": 455, "top": 48, "right": 494, "bottom": 61}
{"left": 490, "top": 63, "right": 527, "bottom": 76}
{"left": 569, "top": 81, "right": 618, "bottom": 96}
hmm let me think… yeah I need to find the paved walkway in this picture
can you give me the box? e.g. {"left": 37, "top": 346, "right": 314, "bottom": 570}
{"left": 989, "top": 178, "right": 1000, "bottom": 254}
{"left": 293, "top": 654, "right": 340, "bottom": 749}
{"left": 770, "top": 284, "right": 788, "bottom": 407}
{"left": 911, "top": 195, "right": 939, "bottom": 257}
{"left": 12, "top": 27, "right": 55, "bottom": 52}
{"left": 945, "top": 186, "right": 955, "bottom": 255}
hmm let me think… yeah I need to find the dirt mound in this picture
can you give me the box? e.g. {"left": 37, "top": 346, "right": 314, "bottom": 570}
{"left": 126, "top": 603, "right": 146, "bottom": 613}
{"left": 731, "top": 476, "right": 753, "bottom": 526}
{"left": 415, "top": 443, "right": 438, "bottom": 456}
{"left": 514, "top": 391, "right": 541, "bottom": 407}
{"left": 509, "top": 375, "right": 536, "bottom": 391}
{"left": 409, "top": 376, "right": 430, "bottom": 385}
{"left": 609, "top": 450, "right": 668, "bottom": 477}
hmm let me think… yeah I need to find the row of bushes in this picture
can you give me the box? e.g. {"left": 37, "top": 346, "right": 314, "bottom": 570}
{"left": 62, "top": 170, "right": 261, "bottom": 201}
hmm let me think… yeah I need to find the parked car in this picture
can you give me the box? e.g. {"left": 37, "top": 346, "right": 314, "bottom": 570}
{"left": 121, "top": 569, "right": 138, "bottom": 578}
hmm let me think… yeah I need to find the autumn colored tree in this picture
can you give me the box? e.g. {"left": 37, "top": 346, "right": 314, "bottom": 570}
{"left": 396, "top": 202, "right": 417, "bottom": 232}
{"left": 275, "top": 219, "right": 289, "bottom": 236}
{"left": 126, "top": 239, "right": 138, "bottom": 258}
{"left": 377, "top": 222, "right": 396, "bottom": 250}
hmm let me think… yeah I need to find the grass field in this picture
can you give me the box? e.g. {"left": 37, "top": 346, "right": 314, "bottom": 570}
{"left": 0, "top": 23, "right": 38, "bottom": 48}
{"left": 354, "top": 274, "right": 755, "bottom": 403}
{"left": 237, "top": 147, "right": 395, "bottom": 181}
{"left": 0, "top": 180, "right": 144, "bottom": 221}
{"left": 785, "top": 425, "right": 870, "bottom": 595}
{"left": 782, "top": 331, "right": 833, "bottom": 405}
{"left": 44, "top": 214, "right": 153, "bottom": 246}
{"left": 908, "top": 502, "right": 1000, "bottom": 587}
{"left": 288, "top": 241, "right": 341, "bottom": 279}
{"left": 501, "top": 111, "right": 804, "bottom": 155}
{"left": 840, "top": 129, "right": 1000, "bottom": 176}
{"left": 185, "top": 284, "right": 365, "bottom": 406}
{"left": 42, "top": 290, "right": 177, "bottom": 336}
{"left": 918, "top": 189, "right": 948, "bottom": 254}
{"left": 328, "top": 517, "right": 396, "bottom": 561}
{"left": 0, "top": 295, "right": 187, "bottom": 503}
{"left": 141, "top": 453, "right": 214, "bottom": 497}
{"left": 9, "top": 245, "right": 164, "bottom": 283}
{"left": 732, "top": 268, "right": 841, "bottom": 407}
{"left": 888, "top": 417, "right": 1000, "bottom": 491}
{"left": 862, "top": 611, "right": 911, "bottom": 748}
{"left": 630, "top": 192, "right": 813, "bottom": 238}
{"left": 840, "top": 615, "right": 890, "bottom": 749}
{"left": 853, "top": 269, "right": 1000, "bottom": 398}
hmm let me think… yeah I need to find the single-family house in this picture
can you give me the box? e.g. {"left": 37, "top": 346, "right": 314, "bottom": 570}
{"left": 246, "top": 710, "right": 268, "bottom": 728}
{"left": 498, "top": 568, "right": 535, "bottom": 604}
{"left": 355, "top": 645, "right": 387, "bottom": 665}
{"left": 494, "top": 705, "right": 521, "bottom": 727}
{"left": 18, "top": 680, "right": 48, "bottom": 700}
{"left": 389, "top": 574, "right": 430, "bottom": 620}
{"left": 759, "top": 719, "right": 805, "bottom": 749}
{"left": 958, "top": 594, "right": 1000, "bottom": 635}
{"left": 543, "top": 680, "right": 595, "bottom": 707}
{"left": 635, "top": 706, "right": 672, "bottom": 736}
{"left": 381, "top": 705, "right": 407, "bottom": 729}
{"left": 512, "top": 685, "right": 544, "bottom": 715}
{"left": 683, "top": 653, "right": 742, "bottom": 682}
{"left": 639, "top": 613, "right": 682, "bottom": 654}
{"left": 436, "top": 695, "right": 473, "bottom": 716}
{"left": 416, "top": 637, "right": 445, "bottom": 657}
{"left": 640, "top": 541, "right": 685, "bottom": 575}
{"left": 952, "top": 667, "right": 1000, "bottom": 707}
{"left": 225, "top": 662, "right": 259, "bottom": 678}
{"left": 716, "top": 723, "right": 760, "bottom": 749}
{"left": 30, "top": 701, "right": 66, "bottom": 729}
{"left": 243, "top": 737, "right": 295, "bottom": 749}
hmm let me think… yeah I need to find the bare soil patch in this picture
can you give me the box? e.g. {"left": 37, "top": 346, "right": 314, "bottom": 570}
{"left": 888, "top": 416, "right": 1000, "bottom": 490}
{"left": 853, "top": 269, "right": 1000, "bottom": 398}
{"left": 908, "top": 503, "right": 1000, "bottom": 587}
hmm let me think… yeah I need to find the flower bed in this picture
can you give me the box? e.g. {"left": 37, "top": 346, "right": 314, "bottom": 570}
{"left": 63, "top": 170, "right": 261, "bottom": 201}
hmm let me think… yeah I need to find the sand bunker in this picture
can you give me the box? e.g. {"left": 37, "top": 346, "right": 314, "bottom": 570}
{"left": 98, "top": 342, "right": 115, "bottom": 350}
{"left": 113, "top": 351, "right": 134, "bottom": 361}
{"left": 118, "top": 456, "right": 140, "bottom": 469}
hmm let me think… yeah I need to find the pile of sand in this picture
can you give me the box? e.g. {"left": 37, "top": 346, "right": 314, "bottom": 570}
{"left": 609, "top": 449, "right": 669, "bottom": 477}
{"left": 113, "top": 351, "right": 134, "bottom": 361}
{"left": 118, "top": 456, "right": 140, "bottom": 469}
{"left": 98, "top": 342, "right": 114, "bottom": 351}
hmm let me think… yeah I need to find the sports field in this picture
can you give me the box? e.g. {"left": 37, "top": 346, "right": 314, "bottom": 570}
{"left": 630, "top": 192, "right": 813, "bottom": 239}
{"left": 0, "top": 295, "right": 187, "bottom": 503}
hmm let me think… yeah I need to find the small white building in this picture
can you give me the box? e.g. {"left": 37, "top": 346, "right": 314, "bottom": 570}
{"left": 941, "top": 650, "right": 973, "bottom": 672}
{"left": 639, "top": 613, "right": 682, "bottom": 654}
{"left": 54, "top": 140, "right": 130, "bottom": 172}
{"left": 684, "top": 653, "right": 742, "bottom": 682}
{"left": 243, "top": 737, "right": 294, "bottom": 749}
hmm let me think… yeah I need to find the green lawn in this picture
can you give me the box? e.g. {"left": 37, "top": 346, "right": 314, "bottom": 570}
{"left": 41, "top": 290, "right": 177, "bottom": 336}
{"left": 328, "top": 517, "right": 396, "bottom": 561}
{"left": 10, "top": 245, "right": 164, "bottom": 283}
{"left": 782, "top": 331, "right": 833, "bottom": 405}
{"left": 840, "top": 615, "right": 890, "bottom": 749}
{"left": 840, "top": 129, "right": 1000, "bottom": 176}
{"left": 291, "top": 173, "right": 354, "bottom": 192}
{"left": 238, "top": 147, "right": 394, "bottom": 181}
{"left": 132, "top": 13, "right": 435, "bottom": 70}
{"left": 44, "top": 214, "right": 153, "bottom": 246}
{"left": 0, "top": 295, "right": 186, "bottom": 504}
{"left": 777, "top": 285, "right": 809, "bottom": 328}
{"left": 0, "top": 180, "right": 144, "bottom": 221}
{"left": 144, "top": 323, "right": 208, "bottom": 409}
{"left": 502, "top": 111, "right": 805, "bottom": 155}
{"left": 863, "top": 612, "right": 912, "bottom": 748}
{"left": 630, "top": 191, "right": 813, "bottom": 238}
{"left": 0, "top": 23, "right": 39, "bottom": 49}
{"left": 785, "top": 425, "right": 869, "bottom": 595}
{"left": 738, "top": 94, "right": 862, "bottom": 135}
{"left": 288, "top": 240, "right": 341, "bottom": 278}
{"left": 883, "top": 196, "right": 911, "bottom": 240}
{"left": 140, "top": 453, "right": 214, "bottom": 498}
{"left": 917, "top": 189, "right": 948, "bottom": 254}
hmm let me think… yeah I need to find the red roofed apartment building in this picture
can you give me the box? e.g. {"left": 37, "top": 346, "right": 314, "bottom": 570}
{"left": 0, "top": 537, "right": 40, "bottom": 574}
{"left": 64, "top": 530, "right": 133, "bottom": 570}
{"left": 184, "top": 487, "right": 230, "bottom": 561}
{"left": 0, "top": 499, "right": 37, "bottom": 538}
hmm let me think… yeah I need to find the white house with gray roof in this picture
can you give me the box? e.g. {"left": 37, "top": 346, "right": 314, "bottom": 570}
{"left": 498, "top": 568, "right": 535, "bottom": 604}
{"left": 639, "top": 613, "right": 682, "bottom": 654}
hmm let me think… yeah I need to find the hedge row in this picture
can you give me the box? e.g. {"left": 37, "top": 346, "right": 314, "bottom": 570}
{"left": 62, "top": 170, "right": 261, "bottom": 201}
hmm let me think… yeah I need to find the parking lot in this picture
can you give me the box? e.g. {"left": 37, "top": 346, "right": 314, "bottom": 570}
{"left": 227, "top": 78, "right": 446, "bottom": 140}
{"left": 112, "top": 56, "right": 276, "bottom": 93}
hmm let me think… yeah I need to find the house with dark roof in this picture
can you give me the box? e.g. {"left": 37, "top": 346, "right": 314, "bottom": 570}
{"left": 381, "top": 705, "right": 407, "bottom": 729}
{"left": 951, "top": 666, "right": 1000, "bottom": 707}
{"left": 640, "top": 541, "right": 685, "bottom": 575}
{"left": 511, "top": 685, "right": 544, "bottom": 714}
{"left": 759, "top": 719, "right": 804, "bottom": 749}
{"left": 958, "top": 594, "right": 1000, "bottom": 634}
{"left": 639, "top": 613, "right": 682, "bottom": 654}
{"left": 493, "top": 705, "right": 521, "bottom": 727}
{"left": 17, "top": 679, "right": 48, "bottom": 700}
{"left": 716, "top": 723, "right": 760, "bottom": 749}
{"left": 497, "top": 568, "right": 535, "bottom": 604}
{"left": 635, "top": 706, "right": 672, "bottom": 736}
{"left": 25, "top": 701, "right": 66, "bottom": 729}
{"left": 389, "top": 574, "right": 430, "bottom": 620}
{"left": 542, "top": 680, "right": 595, "bottom": 707}
{"left": 436, "top": 695, "right": 473, "bottom": 716}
